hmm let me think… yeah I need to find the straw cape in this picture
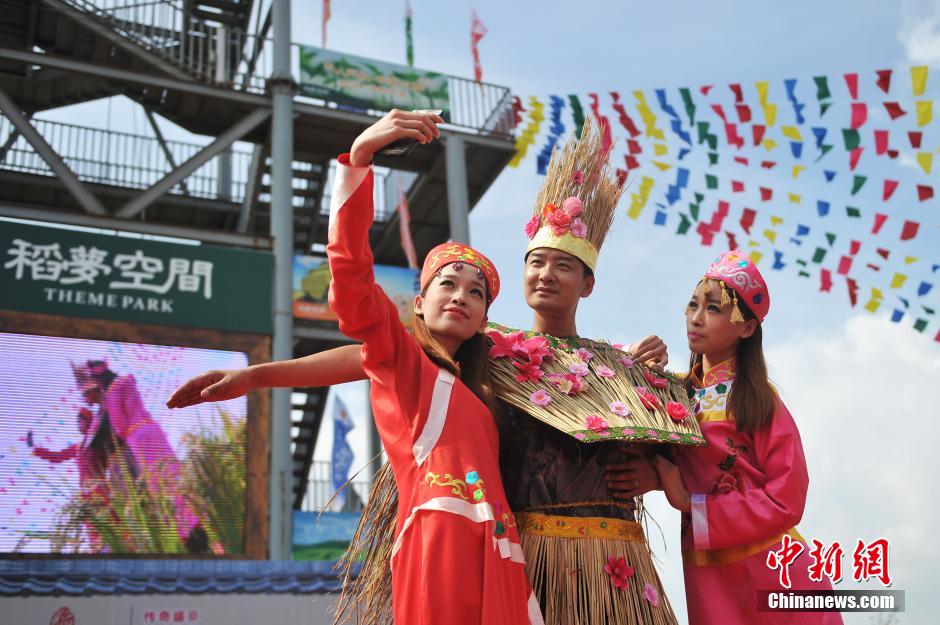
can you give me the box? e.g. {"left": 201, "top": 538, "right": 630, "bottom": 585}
{"left": 486, "top": 323, "right": 703, "bottom": 446}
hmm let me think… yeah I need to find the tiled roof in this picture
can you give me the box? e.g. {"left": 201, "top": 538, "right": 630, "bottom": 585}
{"left": 0, "top": 560, "right": 352, "bottom": 596}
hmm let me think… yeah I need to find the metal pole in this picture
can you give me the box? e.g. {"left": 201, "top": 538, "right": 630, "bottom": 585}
{"left": 216, "top": 25, "right": 233, "bottom": 201}
{"left": 269, "top": 0, "right": 295, "bottom": 561}
{"left": 143, "top": 108, "right": 190, "bottom": 196}
{"left": 444, "top": 133, "right": 470, "bottom": 244}
{"left": 0, "top": 87, "right": 107, "bottom": 216}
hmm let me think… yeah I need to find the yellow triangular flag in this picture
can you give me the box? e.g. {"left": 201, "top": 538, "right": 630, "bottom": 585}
{"left": 652, "top": 161, "right": 672, "bottom": 172}
{"left": 792, "top": 165, "right": 806, "bottom": 179}
{"left": 770, "top": 215, "right": 784, "bottom": 227}
{"left": 890, "top": 273, "right": 907, "bottom": 289}
{"left": 654, "top": 143, "right": 668, "bottom": 156}
{"left": 764, "top": 228, "right": 777, "bottom": 243}
{"left": 905, "top": 256, "right": 918, "bottom": 265}
{"left": 756, "top": 81, "right": 769, "bottom": 104}
{"left": 917, "top": 152, "right": 933, "bottom": 174}
{"left": 916, "top": 100, "right": 933, "bottom": 127}
{"left": 788, "top": 193, "right": 801, "bottom": 204}
{"left": 912, "top": 66, "right": 928, "bottom": 96}
{"left": 748, "top": 240, "right": 761, "bottom": 248}
{"left": 864, "top": 296, "right": 882, "bottom": 313}
{"left": 781, "top": 125, "right": 802, "bottom": 141}
{"left": 762, "top": 138, "right": 778, "bottom": 152}
{"left": 749, "top": 250, "right": 763, "bottom": 264}
{"left": 871, "top": 287, "right": 884, "bottom": 299}
{"left": 762, "top": 103, "right": 778, "bottom": 127}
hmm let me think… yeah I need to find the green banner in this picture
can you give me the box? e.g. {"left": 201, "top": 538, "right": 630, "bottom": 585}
{"left": 0, "top": 220, "right": 273, "bottom": 333}
{"left": 298, "top": 45, "right": 450, "bottom": 116}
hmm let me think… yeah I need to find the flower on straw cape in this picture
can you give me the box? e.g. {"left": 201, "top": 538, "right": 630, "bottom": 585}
{"left": 569, "top": 362, "right": 589, "bottom": 377}
{"left": 596, "top": 365, "right": 616, "bottom": 379}
{"left": 635, "top": 386, "right": 660, "bottom": 410}
{"left": 516, "top": 336, "right": 552, "bottom": 366}
{"left": 603, "top": 556, "right": 635, "bottom": 591}
{"left": 512, "top": 361, "right": 543, "bottom": 383}
{"left": 619, "top": 356, "right": 635, "bottom": 368}
{"left": 562, "top": 196, "right": 583, "bottom": 217}
{"left": 666, "top": 401, "right": 689, "bottom": 422}
{"left": 529, "top": 389, "right": 552, "bottom": 407}
{"left": 643, "top": 369, "right": 669, "bottom": 389}
{"left": 486, "top": 329, "right": 525, "bottom": 359}
{"left": 548, "top": 373, "right": 585, "bottom": 396}
{"left": 575, "top": 347, "right": 594, "bottom": 362}
{"left": 585, "top": 415, "right": 609, "bottom": 433}
{"left": 643, "top": 582, "right": 660, "bottom": 607}
{"left": 609, "top": 401, "right": 631, "bottom": 417}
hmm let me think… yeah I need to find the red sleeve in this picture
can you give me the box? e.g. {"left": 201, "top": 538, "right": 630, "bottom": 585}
{"left": 33, "top": 444, "right": 79, "bottom": 463}
{"left": 691, "top": 399, "right": 809, "bottom": 550}
{"left": 326, "top": 153, "right": 428, "bottom": 436}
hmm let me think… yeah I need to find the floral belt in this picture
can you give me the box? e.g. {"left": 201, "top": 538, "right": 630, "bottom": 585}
{"left": 516, "top": 511, "right": 646, "bottom": 542}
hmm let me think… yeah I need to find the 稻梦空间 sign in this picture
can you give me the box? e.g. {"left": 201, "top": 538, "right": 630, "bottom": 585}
{"left": 0, "top": 220, "right": 273, "bottom": 333}
{"left": 298, "top": 46, "right": 450, "bottom": 117}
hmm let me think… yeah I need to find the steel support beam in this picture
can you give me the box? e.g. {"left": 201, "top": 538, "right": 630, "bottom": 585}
{"left": 268, "top": 0, "right": 296, "bottom": 561}
{"left": 116, "top": 108, "right": 271, "bottom": 219}
{"left": 143, "top": 108, "right": 190, "bottom": 196}
{"left": 238, "top": 143, "right": 267, "bottom": 233}
{"left": 0, "top": 87, "right": 107, "bottom": 216}
{"left": 444, "top": 133, "right": 470, "bottom": 244}
{"left": 0, "top": 126, "right": 21, "bottom": 164}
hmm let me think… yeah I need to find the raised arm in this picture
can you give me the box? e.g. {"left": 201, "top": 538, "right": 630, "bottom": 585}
{"left": 166, "top": 344, "right": 367, "bottom": 409}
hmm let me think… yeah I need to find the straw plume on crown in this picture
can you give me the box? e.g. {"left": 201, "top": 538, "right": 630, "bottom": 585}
{"left": 524, "top": 117, "right": 624, "bottom": 272}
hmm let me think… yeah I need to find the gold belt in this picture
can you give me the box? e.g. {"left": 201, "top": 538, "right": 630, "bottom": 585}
{"left": 683, "top": 527, "right": 805, "bottom": 566}
{"left": 516, "top": 511, "right": 646, "bottom": 542}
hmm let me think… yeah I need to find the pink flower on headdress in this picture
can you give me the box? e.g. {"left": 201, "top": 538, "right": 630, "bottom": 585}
{"left": 619, "top": 356, "right": 635, "bottom": 368}
{"left": 513, "top": 361, "right": 544, "bottom": 383}
{"left": 569, "top": 362, "right": 589, "bottom": 377}
{"left": 635, "top": 386, "right": 660, "bottom": 410}
{"left": 547, "top": 209, "right": 572, "bottom": 235}
{"left": 570, "top": 218, "right": 588, "bottom": 238}
{"left": 643, "top": 370, "right": 669, "bottom": 389}
{"left": 604, "top": 556, "right": 635, "bottom": 591}
{"left": 609, "top": 401, "right": 631, "bottom": 417}
{"left": 562, "top": 196, "right": 583, "bottom": 217}
{"left": 486, "top": 329, "right": 525, "bottom": 359}
{"left": 516, "top": 336, "right": 552, "bottom": 366}
{"left": 575, "top": 347, "right": 594, "bottom": 362}
{"left": 666, "top": 401, "right": 689, "bottom": 422}
{"left": 524, "top": 214, "right": 540, "bottom": 239}
{"left": 643, "top": 582, "right": 660, "bottom": 607}
{"left": 596, "top": 365, "right": 616, "bottom": 379}
{"left": 572, "top": 169, "right": 585, "bottom": 185}
{"left": 585, "top": 415, "right": 609, "bottom": 433}
{"left": 612, "top": 343, "right": 625, "bottom": 350}
{"left": 529, "top": 389, "right": 552, "bottom": 407}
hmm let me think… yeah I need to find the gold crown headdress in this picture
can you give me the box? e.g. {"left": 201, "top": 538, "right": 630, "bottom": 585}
{"left": 523, "top": 117, "right": 624, "bottom": 272}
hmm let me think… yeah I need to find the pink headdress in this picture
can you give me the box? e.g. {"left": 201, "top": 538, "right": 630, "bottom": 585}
{"left": 703, "top": 250, "right": 770, "bottom": 322}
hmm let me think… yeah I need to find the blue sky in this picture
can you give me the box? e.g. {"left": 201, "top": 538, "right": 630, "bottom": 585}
{"left": 34, "top": 1, "right": 940, "bottom": 622}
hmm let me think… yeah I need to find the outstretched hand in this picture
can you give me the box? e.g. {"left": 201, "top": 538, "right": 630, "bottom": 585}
{"left": 349, "top": 109, "right": 444, "bottom": 167}
{"left": 166, "top": 369, "right": 253, "bottom": 409}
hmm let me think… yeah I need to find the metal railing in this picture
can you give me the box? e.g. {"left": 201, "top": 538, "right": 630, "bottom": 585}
{"left": 59, "top": 0, "right": 515, "bottom": 137}
{"left": 0, "top": 115, "right": 251, "bottom": 201}
{"left": 301, "top": 460, "right": 372, "bottom": 512}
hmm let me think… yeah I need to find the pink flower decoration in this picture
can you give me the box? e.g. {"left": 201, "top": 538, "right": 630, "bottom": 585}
{"left": 646, "top": 428, "right": 658, "bottom": 437}
{"left": 524, "top": 214, "right": 540, "bottom": 239}
{"left": 643, "top": 582, "right": 660, "bottom": 607}
{"left": 603, "top": 556, "right": 635, "bottom": 591}
{"left": 486, "top": 329, "right": 525, "bottom": 359}
{"left": 570, "top": 218, "right": 588, "bottom": 238}
{"left": 585, "top": 415, "right": 609, "bottom": 433}
{"left": 575, "top": 347, "right": 594, "bottom": 362}
{"left": 574, "top": 432, "right": 586, "bottom": 440}
{"left": 609, "top": 401, "right": 631, "bottom": 417}
{"left": 530, "top": 389, "right": 553, "bottom": 407}
{"left": 569, "top": 362, "right": 589, "bottom": 377}
{"left": 548, "top": 373, "right": 585, "bottom": 396}
{"left": 635, "top": 386, "right": 660, "bottom": 410}
{"left": 666, "top": 401, "right": 689, "bottom": 422}
{"left": 622, "top": 428, "right": 636, "bottom": 436}
{"left": 619, "top": 356, "right": 635, "bottom": 368}
{"left": 516, "top": 336, "right": 552, "bottom": 366}
{"left": 572, "top": 169, "right": 584, "bottom": 185}
{"left": 562, "top": 196, "right": 583, "bottom": 217}
{"left": 513, "top": 361, "right": 544, "bottom": 383}
{"left": 643, "top": 369, "right": 669, "bottom": 389}
{"left": 612, "top": 343, "right": 625, "bottom": 350}
{"left": 596, "top": 365, "right": 616, "bottom": 379}
{"left": 547, "top": 209, "right": 572, "bottom": 235}
{"left": 670, "top": 433, "right": 682, "bottom": 441}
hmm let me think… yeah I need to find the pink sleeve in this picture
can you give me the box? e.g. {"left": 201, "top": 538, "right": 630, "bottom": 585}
{"left": 117, "top": 375, "right": 152, "bottom": 432}
{"left": 33, "top": 444, "right": 79, "bottom": 463}
{"left": 690, "top": 399, "right": 809, "bottom": 550}
{"left": 326, "top": 153, "right": 427, "bottom": 429}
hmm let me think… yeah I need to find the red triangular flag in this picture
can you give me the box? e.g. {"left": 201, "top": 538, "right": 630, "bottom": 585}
{"left": 760, "top": 160, "right": 777, "bottom": 169}
{"left": 740, "top": 208, "right": 756, "bottom": 234}
{"left": 875, "top": 69, "right": 892, "bottom": 93}
{"left": 872, "top": 213, "right": 888, "bottom": 234}
{"left": 901, "top": 220, "right": 920, "bottom": 240}
{"left": 711, "top": 104, "right": 727, "bottom": 122}
{"left": 820, "top": 269, "right": 833, "bottom": 292}
{"left": 844, "top": 73, "right": 859, "bottom": 99}
{"left": 849, "top": 240, "right": 861, "bottom": 255}
{"left": 838, "top": 255, "right": 853, "bottom": 275}
{"left": 883, "top": 102, "right": 907, "bottom": 119}
{"left": 908, "top": 131, "right": 922, "bottom": 149}
{"left": 752, "top": 124, "right": 766, "bottom": 146}
{"left": 735, "top": 104, "right": 752, "bottom": 123}
{"left": 847, "top": 278, "right": 859, "bottom": 306}
{"left": 759, "top": 187, "right": 773, "bottom": 201}
{"left": 917, "top": 185, "right": 934, "bottom": 202}
{"left": 734, "top": 156, "right": 749, "bottom": 166}
{"left": 729, "top": 83, "right": 744, "bottom": 102}
{"left": 873, "top": 130, "right": 889, "bottom": 155}
{"left": 849, "top": 147, "right": 863, "bottom": 171}
{"left": 731, "top": 180, "right": 745, "bottom": 193}
{"left": 627, "top": 139, "right": 642, "bottom": 155}
{"left": 876, "top": 248, "right": 890, "bottom": 260}
{"left": 866, "top": 263, "right": 881, "bottom": 271}
{"left": 725, "top": 123, "right": 745, "bottom": 149}
{"left": 883, "top": 179, "right": 899, "bottom": 201}
{"left": 696, "top": 222, "right": 715, "bottom": 246}
{"left": 851, "top": 102, "right": 868, "bottom": 129}
{"left": 700, "top": 85, "right": 713, "bottom": 96}
{"left": 625, "top": 155, "right": 640, "bottom": 170}
{"left": 725, "top": 231, "right": 739, "bottom": 250}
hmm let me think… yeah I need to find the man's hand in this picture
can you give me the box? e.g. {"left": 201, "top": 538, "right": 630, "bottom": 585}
{"left": 606, "top": 445, "right": 661, "bottom": 500}
{"left": 628, "top": 335, "right": 668, "bottom": 367}
{"left": 349, "top": 109, "right": 443, "bottom": 167}
{"left": 166, "top": 369, "right": 253, "bottom": 409}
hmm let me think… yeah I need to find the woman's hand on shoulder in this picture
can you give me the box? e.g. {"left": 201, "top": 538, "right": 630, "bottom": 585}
{"left": 349, "top": 109, "right": 444, "bottom": 167}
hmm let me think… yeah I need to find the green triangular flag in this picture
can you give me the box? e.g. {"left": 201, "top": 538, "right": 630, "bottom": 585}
{"left": 825, "top": 232, "right": 837, "bottom": 246}
{"left": 846, "top": 206, "right": 862, "bottom": 218}
{"left": 812, "top": 247, "right": 827, "bottom": 263}
{"left": 680, "top": 87, "right": 696, "bottom": 125}
{"left": 708, "top": 152, "right": 719, "bottom": 165}
{"left": 814, "top": 76, "right": 831, "bottom": 100}
{"left": 820, "top": 102, "right": 833, "bottom": 116}
{"left": 677, "top": 213, "right": 692, "bottom": 235}
{"left": 706, "top": 174, "right": 719, "bottom": 190}
{"left": 851, "top": 175, "right": 867, "bottom": 195}
{"left": 569, "top": 95, "right": 585, "bottom": 139}
{"left": 798, "top": 270, "right": 810, "bottom": 278}
{"left": 913, "top": 319, "right": 928, "bottom": 332}
{"left": 842, "top": 129, "right": 861, "bottom": 151}
{"left": 689, "top": 203, "right": 700, "bottom": 221}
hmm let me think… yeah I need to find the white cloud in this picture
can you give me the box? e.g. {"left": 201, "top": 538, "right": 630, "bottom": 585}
{"left": 899, "top": 1, "right": 940, "bottom": 67}
{"left": 644, "top": 314, "right": 938, "bottom": 625}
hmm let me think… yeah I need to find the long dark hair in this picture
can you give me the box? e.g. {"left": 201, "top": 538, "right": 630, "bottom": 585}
{"left": 688, "top": 280, "right": 776, "bottom": 433}
{"left": 412, "top": 285, "right": 503, "bottom": 424}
